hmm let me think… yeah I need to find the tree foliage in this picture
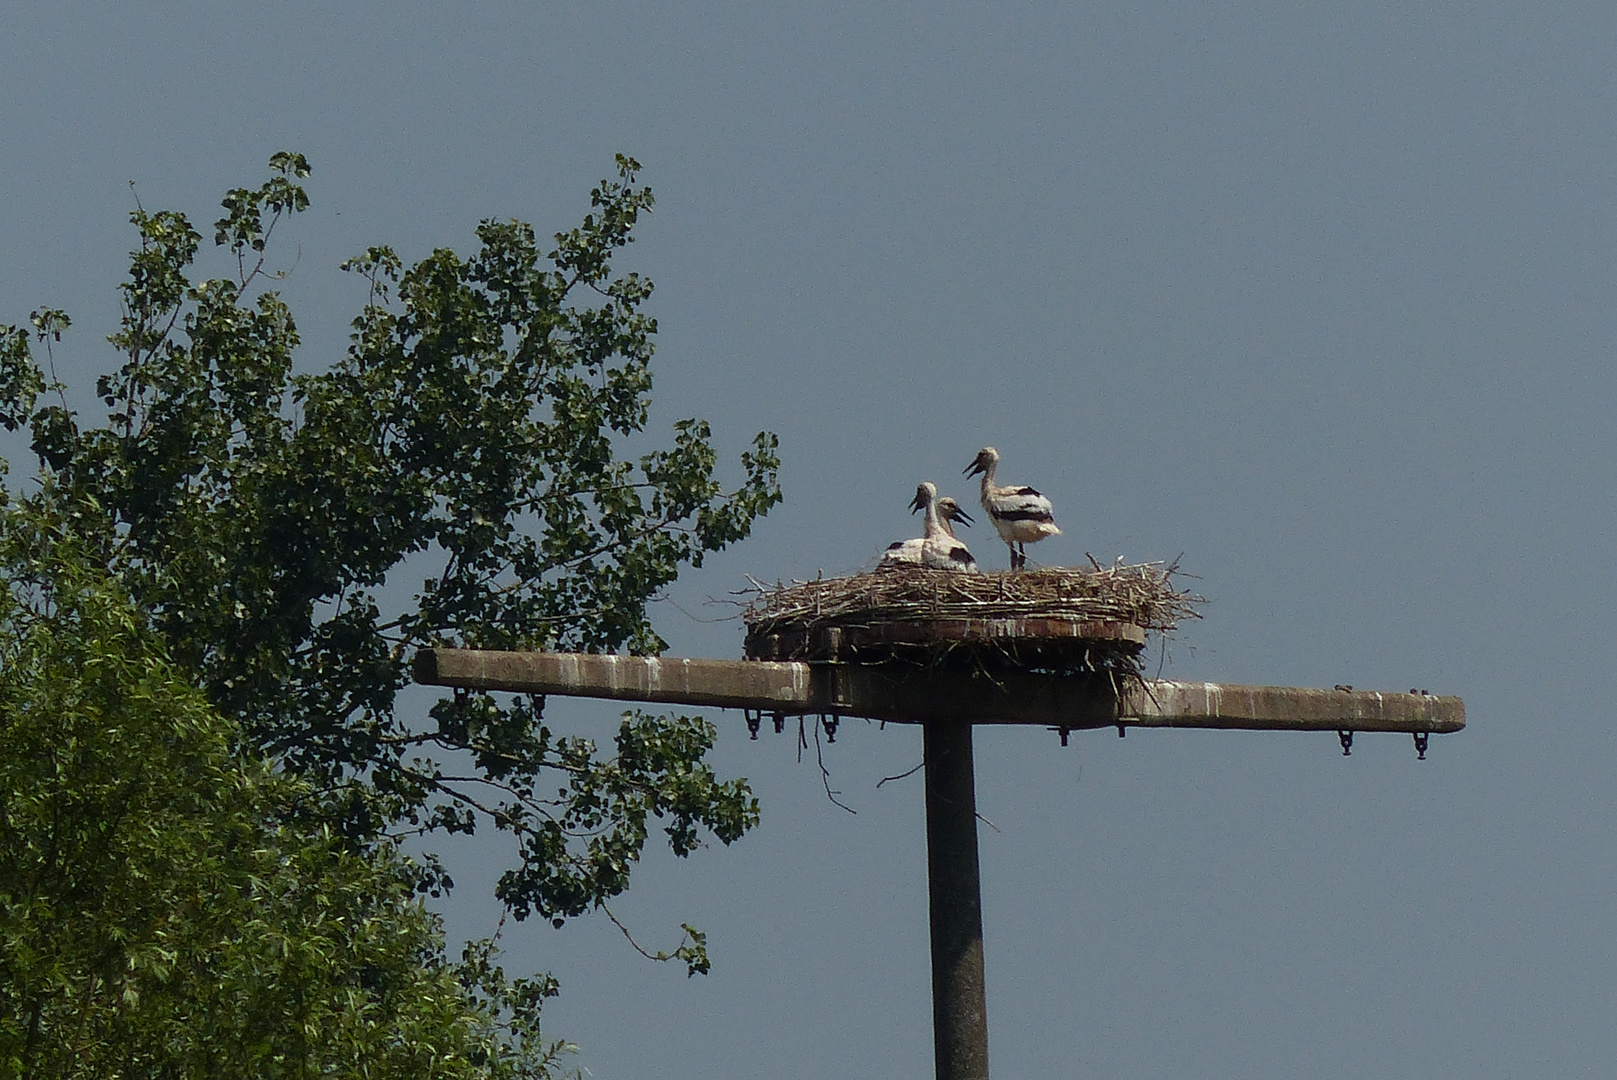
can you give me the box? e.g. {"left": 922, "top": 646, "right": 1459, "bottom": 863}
{"left": 0, "top": 508, "right": 570, "bottom": 1078}
{"left": 0, "top": 154, "right": 777, "bottom": 943}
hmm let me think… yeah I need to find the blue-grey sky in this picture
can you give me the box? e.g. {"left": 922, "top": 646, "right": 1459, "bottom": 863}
{"left": 6, "top": 3, "right": 1616, "bottom": 1077}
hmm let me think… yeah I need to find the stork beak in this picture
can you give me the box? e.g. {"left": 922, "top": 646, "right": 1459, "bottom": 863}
{"left": 963, "top": 460, "right": 982, "bottom": 477}
{"left": 908, "top": 494, "right": 923, "bottom": 513}
{"left": 953, "top": 508, "right": 974, "bottom": 527}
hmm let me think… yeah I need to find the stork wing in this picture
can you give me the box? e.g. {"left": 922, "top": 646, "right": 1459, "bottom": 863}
{"left": 989, "top": 490, "right": 1056, "bottom": 523}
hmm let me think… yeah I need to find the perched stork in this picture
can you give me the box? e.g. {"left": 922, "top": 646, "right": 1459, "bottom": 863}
{"left": 880, "top": 482, "right": 979, "bottom": 572}
{"left": 880, "top": 498, "right": 974, "bottom": 565}
{"left": 964, "top": 446, "right": 1060, "bottom": 570}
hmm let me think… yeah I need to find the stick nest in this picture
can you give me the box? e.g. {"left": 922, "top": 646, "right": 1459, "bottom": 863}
{"left": 740, "top": 561, "right": 1203, "bottom": 673}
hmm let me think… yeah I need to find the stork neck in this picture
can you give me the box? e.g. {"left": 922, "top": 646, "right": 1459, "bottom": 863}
{"left": 977, "top": 464, "right": 997, "bottom": 503}
{"left": 922, "top": 493, "right": 948, "bottom": 540}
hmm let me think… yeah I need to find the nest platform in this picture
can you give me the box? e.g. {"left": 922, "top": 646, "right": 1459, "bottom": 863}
{"left": 742, "top": 562, "right": 1201, "bottom": 673}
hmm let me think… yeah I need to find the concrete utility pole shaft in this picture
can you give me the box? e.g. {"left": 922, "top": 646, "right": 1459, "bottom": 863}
{"left": 924, "top": 719, "right": 991, "bottom": 1080}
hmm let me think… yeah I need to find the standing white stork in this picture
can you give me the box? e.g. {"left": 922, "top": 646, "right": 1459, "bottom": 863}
{"left": 880, "top": 482, "right": 979, "bottom": 572}
{"left": 964, "top": 446, "right": 1060, "bottom": 570}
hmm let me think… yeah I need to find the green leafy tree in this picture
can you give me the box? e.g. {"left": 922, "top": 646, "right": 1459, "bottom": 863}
{"left": 0, "top": 504, "right": 570, "bottom": 1078}
{"left": 0, "top": 153, "right": 778, "bottom": 949}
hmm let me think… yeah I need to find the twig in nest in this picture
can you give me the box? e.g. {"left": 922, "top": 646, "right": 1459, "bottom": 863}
{"left": 657, "top": 595, "right": 739, "bottom": 624}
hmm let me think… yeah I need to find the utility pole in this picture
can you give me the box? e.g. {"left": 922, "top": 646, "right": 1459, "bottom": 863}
{"left": 414, "top": 647, "right": 1463, "bottom": 1080}
{"left": 924, "top": 717, "right": 989, "bottom": 1080}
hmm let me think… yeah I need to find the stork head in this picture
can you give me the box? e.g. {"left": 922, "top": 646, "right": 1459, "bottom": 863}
{"left": 936, "top": 497, "right": 973, "bottom": 527}
{"left": 964, "top": 446, "right": 999, "bottom": 478}
{"left": 908, "top": 481, "right": 938, "bottom": 514}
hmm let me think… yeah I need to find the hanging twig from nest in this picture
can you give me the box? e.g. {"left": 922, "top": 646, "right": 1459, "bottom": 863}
{"left": 814, "top": 717, "right": 857, "bottom": 814}
{"left": 877, "top": 759, "right": 926, "bottom": 788}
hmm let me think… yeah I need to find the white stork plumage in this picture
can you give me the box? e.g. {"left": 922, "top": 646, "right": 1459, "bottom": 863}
{"left": 880, "top": 482, "right": 979, "bottom": 572}
{"left": 964, "top": 446, "right": 1060, "bottom": 570}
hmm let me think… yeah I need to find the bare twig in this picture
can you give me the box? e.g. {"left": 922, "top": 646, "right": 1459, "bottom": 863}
{"left": 813, "top": 718, "right": 857, "bottom": 815}
{"left": 876, "top": 760, "right": 925, "bottom": 788}
{"left": 656, "top": 595, "right": 738, "bottom": 624}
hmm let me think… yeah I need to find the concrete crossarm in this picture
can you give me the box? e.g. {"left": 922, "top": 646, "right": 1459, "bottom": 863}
{"left": 1118, "top": 680, "right": 1463, "bottom": 733}
{"left": 412, "top": 649, "right": 1464, "bottom": 734}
